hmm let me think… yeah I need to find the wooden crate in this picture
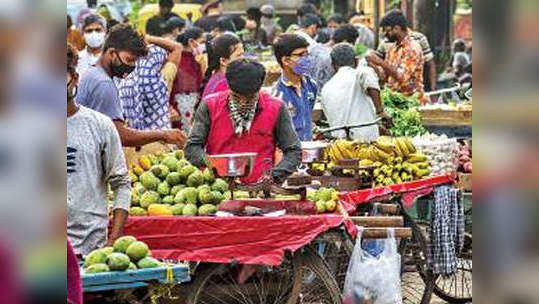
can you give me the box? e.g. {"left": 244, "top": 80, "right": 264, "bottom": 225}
{"left": 419, "top": 108, "right": 472, "bottom": 126}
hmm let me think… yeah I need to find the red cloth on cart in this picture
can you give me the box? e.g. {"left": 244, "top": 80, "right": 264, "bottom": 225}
{"left": 339, "top": 175, "right": 455, "bottom": 208}
{"left": 123, "top": 215, "right": 349, "bottom": 266}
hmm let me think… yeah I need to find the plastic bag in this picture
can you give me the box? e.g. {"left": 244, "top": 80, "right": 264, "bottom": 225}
{"left": 343, "top": 228, "right": 402, "bottom": 304}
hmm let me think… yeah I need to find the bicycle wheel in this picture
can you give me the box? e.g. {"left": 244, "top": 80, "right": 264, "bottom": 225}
{"left": 186, "top": 259, "right": 296, "bottom": 304}
{"left": 314, "top": 230, "right": 354, "bottom": 291}
{"left": 288, "top": 246, "right": 342, "bottom": 304}
{"left": 433, "top": 233, "right": 472, "bottom": 303}
{"left": 400, "top": 218, "right": 434, "bottom": 304}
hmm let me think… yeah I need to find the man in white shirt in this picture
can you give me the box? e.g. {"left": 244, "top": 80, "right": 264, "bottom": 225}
{"left": 321, "top": 43, "right": 388, "bottom": 141}
{"left": 77, "top": 14, "right": 107, "bottom": 75}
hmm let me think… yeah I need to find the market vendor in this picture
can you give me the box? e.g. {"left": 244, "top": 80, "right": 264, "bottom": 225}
{"left": 366, "top": 10, "right": 425, "bottom": 102}
{"left": 185, "top": 59, "right": 302, "bottom": 184}
{"left": 67, "top": 44, "right": 131, "bottom": 256}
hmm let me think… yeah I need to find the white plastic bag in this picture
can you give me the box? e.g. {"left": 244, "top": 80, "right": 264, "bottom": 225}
{"left": 343, "top": 228, "right": 402, "bottom": 304}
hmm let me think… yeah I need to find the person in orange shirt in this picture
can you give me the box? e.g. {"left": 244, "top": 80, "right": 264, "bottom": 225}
{"left": 67, "top": 15, "right": 85, "bottom": 51}
{"left": 367, "top": 10, "right": 425, "bottom": 102}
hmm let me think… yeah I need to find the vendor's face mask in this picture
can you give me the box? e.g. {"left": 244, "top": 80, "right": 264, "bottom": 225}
{"left": 110, "top": 51, "right": 136, "bottom": 78}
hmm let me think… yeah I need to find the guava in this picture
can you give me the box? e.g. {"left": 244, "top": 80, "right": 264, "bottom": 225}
{"left": 107, "top": 253, "right": 131, "bottom": 271}
{"left": 140, "top": 191, "right": 161, "bottom": 208}
{"left": 166, "top": 172, "right": 182, "bottom": 186}
{"left": 186, "top": 170, "right": 204, "bottom": 187}
{"left": 137, "top": 257, "right": 161, "bottom": 269}
{"left": 157, "top": 181, "right": 170, "bottom": 196}
{"left": 85, "top": 263, "right": 109, "bottom": 274}
{"left": 198, "top": 204, "right": 217, "bottom": 216}
{"left": 162, "top": 156, "right": 179, "bottom": 172}
{"left": 162, "top": 195, "right": 174, "bottom": 205}
{"left": 182, "top": 204, "right": 198, "bottom": 216}
{"left": 211, "top": 179, "right": 229, "bottom": 193}
{"left": 171, "top": 204, "right": 185, "bottom": 216}
{"left": 84, "top": 249, "right": 108, "bottom": 267}
{"left": 113, "top": 236, "right": 137, "bottom": 253}
{"left": 125, "top": 241, "right": 150, "bottom": 262}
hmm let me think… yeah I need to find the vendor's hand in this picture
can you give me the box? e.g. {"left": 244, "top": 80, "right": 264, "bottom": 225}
{"left": 167, "top": 46, "right": 183, "bottom": 65}
{"left": 106, "top": 234, "right": 119, "bottom": 247}
{"left": 377, "top": 111, "right": 393, "bottom": 129}
{"left": 170, "top": 105, "right": 180, "bottom": 121}
{"left": 163, "top": 129, "right": 187, "bottom": 147}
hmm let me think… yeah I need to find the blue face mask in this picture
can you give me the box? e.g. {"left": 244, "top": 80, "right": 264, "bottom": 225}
{"left": 292, "top": 55, "right": 312, "bottom": 76}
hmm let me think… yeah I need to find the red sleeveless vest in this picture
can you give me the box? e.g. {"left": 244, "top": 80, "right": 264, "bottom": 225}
{"left": 205, "top": 90, "right": 282, "bottom": 184}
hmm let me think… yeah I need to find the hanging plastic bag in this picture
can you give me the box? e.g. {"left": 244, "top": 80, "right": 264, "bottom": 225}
{"left": 343, "top": 228, "right": 402, "bottom": 304}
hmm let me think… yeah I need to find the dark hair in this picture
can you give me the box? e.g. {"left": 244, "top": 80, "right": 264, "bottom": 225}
{"left": 146, "top": 16, "right": 172, "bottom": 36}
{"left": 273, "top": 33, "right": 309, "bottom": 67}
{"left": 216, "top": 16, "right": 236, "bottom": 33}
{"left": 299, "top": 13, "right": 321, "bottom": 28}
{"left": 159, "top": 0, "right": 174, "bottom": 8}
{"left": 167, "top": 16, "right": 186, "bottom": 31}
{"left": 82, "top": 13, "right": 106, "bottom": 31}
{"left": 104, "top": 23, "right": 148, "bottom": 57}
{"left": 348, "top": 11, "right": 365, "bottom": 20}
{"left": 107, "top": 19, "right": 119, "bottom": 32}
{"left": 226, "top": 59, "right": 266, "bottom": 95}
{"left": 297, "top": 3, "right": 317, "bottom": 18}
{"left": 380, "top": 9, "right": 408, "bottom": 29}
{"left": 67, "top": 43, "right": 79, "bottom": 75}
{"left": 330, "top": 43, "right": 356, "bottom": 69}
{"left": 333, "top": 24, "right": 359, "bottom": 44}
{"left": 316, "top": 30, "right": 330, "bottom": 44}
{"left": 453, "top": 39, "right": 467, "bottom": 53}
{"left": 177, "top": 26, "right": 204, "bottom": 46}
{"left": 67, "top": 15, "right": 73, "bottom": 28}
{"left": 202, "top": 33, "right": 242, "bottom": 90}
{"left": 327, "top": 14, "right": 345, "bottom": 24}
{"left": 246, "top": 7, "right": 262, "bottom": 24}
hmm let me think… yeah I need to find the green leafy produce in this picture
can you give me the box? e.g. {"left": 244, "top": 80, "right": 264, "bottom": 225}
{"left": 113, "top": 236, "right": 137, "bottom": 253}
{"left": 85, "top": 263, "right": 110, "bottom": 274}
{"left": 125, "top": 241, "right": 150, "bottom": 262}
{"left": 137, "top": 257, "right": 160, "bottom": 269}
{"left": 107, "top": 253, "right": 131, "bottom": 271}
{"left": 390, "top": 108, "right": 426, "bottom": 137}
{"left": 140, "top": 191, "right": 161, "bottom": 208}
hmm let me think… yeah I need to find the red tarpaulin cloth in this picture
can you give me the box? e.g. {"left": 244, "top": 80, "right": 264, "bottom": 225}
{"left": 339, "top": 174, "right": 455, "bottom": 208}
{"left": 123, "top": 215, "right": 349, "bottom": 266}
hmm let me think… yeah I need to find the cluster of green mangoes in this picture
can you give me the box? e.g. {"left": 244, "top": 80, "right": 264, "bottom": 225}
{"left": 307, "top": 187, "right": 339, "bottom": 214}
{"left": 82, "top": 236, "right": 160, "bottom": 274}
{"left": 129, "top": 151, "right": 230, "bottom": 217}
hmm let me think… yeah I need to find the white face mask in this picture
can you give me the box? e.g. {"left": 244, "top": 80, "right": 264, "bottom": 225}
{"left": 84, "top": 32, "right": 106, "bottom": 49}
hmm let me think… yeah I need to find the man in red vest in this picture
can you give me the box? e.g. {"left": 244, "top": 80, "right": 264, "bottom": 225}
{"left": 185, "top": 59, "right": 302, "bottom": 184}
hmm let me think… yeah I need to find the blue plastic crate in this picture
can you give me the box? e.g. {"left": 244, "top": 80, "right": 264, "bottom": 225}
{"left": 82, "top": 264, "right": 190, "bottom": 292}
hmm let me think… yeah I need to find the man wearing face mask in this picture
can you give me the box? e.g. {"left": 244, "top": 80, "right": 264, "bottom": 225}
{"left": 272, "top": 34, "right": 318, "bottom": 141}
{"left": 295, "top": 14, "right": 334, "bottom": 90}
{"left": 67, "top": 44, "right": 131, "bottom": 255}
{"left": 77, "top": 14, "right": 107, "bottom": 75}
{"left": 77, "top": 23, "right": 186, "bottom": 147}
{"left": 185, "top": 59, "right": 301, "bottom": 185}
{"left": 367, "top": 10, "right": 425, "bottom": 102}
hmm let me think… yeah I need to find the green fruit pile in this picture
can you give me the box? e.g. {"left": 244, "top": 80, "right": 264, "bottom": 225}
{"left": 306, "top": 187, "right": 339, "bottom": 214}
{"left": 129, "top": 151, "right": 230, "bottom": 217}
{"left": 82, "top": 236, "right": 161, "bottom": 274}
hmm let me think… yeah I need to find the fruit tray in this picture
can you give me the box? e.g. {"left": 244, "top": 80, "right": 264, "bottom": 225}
{"left": 81, "top": 264, "right": 190, "bottom": 292}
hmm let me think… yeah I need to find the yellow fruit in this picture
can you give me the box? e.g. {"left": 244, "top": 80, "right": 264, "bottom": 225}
{"left": 404, "top": 138, "right": 416, "bottom": 153}
{"left": 148, "top": 204, "right": 173, "bottom": 216}
{"left": 325, "top": 200, "right": 337, "bottom": 212}
{"left": 359, "top": 159, "right": 374, "bottom": 166}
{"left": 408, "top": 154, "right": 428, "bottom": 163}
{"left": 416, "top": 162, "right": 430, "bottom": 169}
{"left": 139, "top": 156, "right": 152, "bottom": 170}
{"left": 133, "top": 165, "right": 144, "bottom": 176}
{"left": 129, "top": 171, "right": 138, "bottom": 183}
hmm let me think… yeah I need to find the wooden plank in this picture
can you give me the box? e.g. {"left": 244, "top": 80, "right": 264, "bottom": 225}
{"left": 350, "top": 216, "right": 404, "bottom": 227}
{"left": 82, "top": 265, "right": 190, "bottom": 287}
{"left": 362, "top": 227, "right": 412, "bottom": 239}
{"left": 374, "top": 203, "right": 400, "bottom": 215}
{"left": 84, "top": 281, "right": 148, "bottom": 293}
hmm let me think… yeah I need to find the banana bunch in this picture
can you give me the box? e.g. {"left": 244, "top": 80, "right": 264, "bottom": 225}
{"left": 324, "top": 137, "right": 430, "bottom": 187}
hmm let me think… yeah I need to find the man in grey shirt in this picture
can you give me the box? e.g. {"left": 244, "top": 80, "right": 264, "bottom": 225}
{"left": 67, "top": 44, "right": 131, "bottom": 255}
{"left": 76, "top": 23, "right": 186, "bottom": 148}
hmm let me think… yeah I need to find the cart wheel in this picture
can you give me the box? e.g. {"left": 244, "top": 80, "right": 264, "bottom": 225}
{"left": 399, "top": 218, "right": 434, "bottom": 304}
{"left": 186, "top": 259, "right": 296, "bottom": 304}
{"left": 433, "top": 233, "right": 472, "bottom": 303}
{"left": 288, "top": 246, "right": 342, "bottom": 304}
{"left": 314, "top": 230, "right": 354, "bottom": 291}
